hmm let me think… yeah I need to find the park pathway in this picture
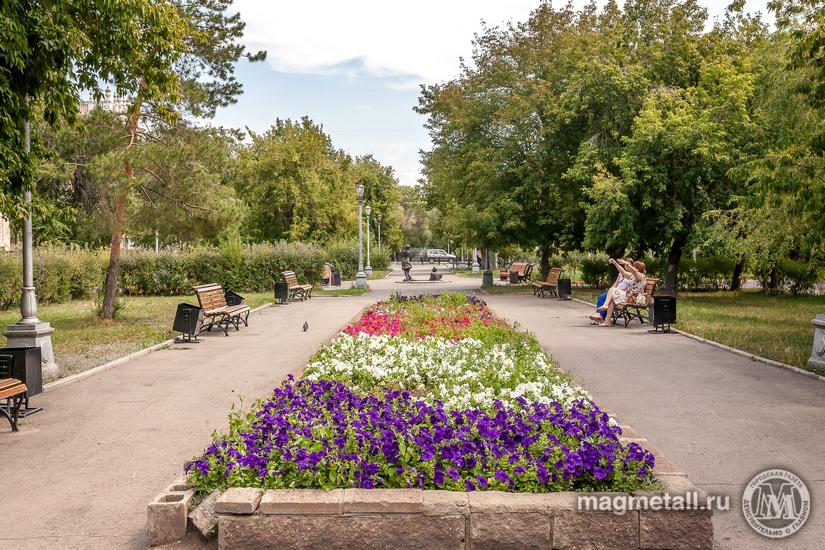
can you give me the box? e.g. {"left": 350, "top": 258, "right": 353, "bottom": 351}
{"left": 483, "top": 292, "right": 825, "bottom": 550}
{"left": 2, "top": 265, "right": 821, "bottom": 550}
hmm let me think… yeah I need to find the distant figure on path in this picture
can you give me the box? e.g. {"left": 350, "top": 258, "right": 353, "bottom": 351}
{"left": 400, "top": 245, "right": 413, "bottom": 280}
{"left": 429, "top": 267, "right": 442, "bottom": 281}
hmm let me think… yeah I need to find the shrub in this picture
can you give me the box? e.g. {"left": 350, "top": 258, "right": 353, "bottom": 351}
{"left": 579, "top": 256, "right": 611, "bottom": 288}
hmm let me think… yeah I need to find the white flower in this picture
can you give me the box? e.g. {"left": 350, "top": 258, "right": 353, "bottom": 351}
{"left": 304, "top": 333, "right": 589, "bottom": 411}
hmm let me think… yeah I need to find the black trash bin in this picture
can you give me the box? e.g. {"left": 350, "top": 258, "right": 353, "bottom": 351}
{"left": 332, "top": 270, "right": 342, "bottom": 287}
{"left": 274, "top": 282, "right": 290, "bottom": 304}
{"left": 557, "top": 278, "right": 572, "bottom": 300}
{"left": 173, "top": 303, "right": 204, "bottom": 343}
{"left": 649, "top": 296, "right": 676, "bottom": 333}
{"left": 509, "top": 270, "right": 520, "bottom": 285}
{"left": 0, "top": 347, "right": 42, "bottom": 397}
{"left": 224, "top": 290, "right": 245, "bottom": 306}
{"left": 0, "top": 347, "right": 43, "bottom": 416}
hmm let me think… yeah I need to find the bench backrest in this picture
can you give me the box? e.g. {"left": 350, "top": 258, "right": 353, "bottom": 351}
{"left": 192, "top": 283, "right": 228, "bottom": 312}
{"left": 524, "top": 263, "right": 534, "bottom": 278}
{"left": 282, "top": 271, "right": 300, "bottom": 287}
{"left": 643, "top": 278, "right": 659, "bottom": 298}
{"left": 545, "top": 267, "right": 562, "bottom": 285}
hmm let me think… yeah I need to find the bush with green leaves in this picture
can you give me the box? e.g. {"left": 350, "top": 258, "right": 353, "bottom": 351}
{"left": 0, "top": 240, "right": 391, "bottom": 310}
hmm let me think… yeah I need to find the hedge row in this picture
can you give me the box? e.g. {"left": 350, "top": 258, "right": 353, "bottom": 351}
{"left": 557, "top": 254, "right": 822, "bottom": 293}
{"left": 0, "top": 240, "right": 390, "bottom": 310}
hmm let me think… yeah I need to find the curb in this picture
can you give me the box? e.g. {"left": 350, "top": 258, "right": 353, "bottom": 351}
{"left": 44, "top": 302, "right": 274, "bottom": 392}
{"left": 569, "top": 296, "right": 825, "bottom": 383}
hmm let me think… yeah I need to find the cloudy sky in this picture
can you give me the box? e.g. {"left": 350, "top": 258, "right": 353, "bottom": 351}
{"left": 211, "top": 0, "right": 772, "bottom": 186}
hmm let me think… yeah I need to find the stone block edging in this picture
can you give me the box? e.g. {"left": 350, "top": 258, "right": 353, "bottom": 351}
{"left": 149, "top": 423, "right": 713, "bottom": 549}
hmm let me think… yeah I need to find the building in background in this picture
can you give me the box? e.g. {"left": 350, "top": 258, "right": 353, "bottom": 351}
{"left": 79, "top": 86, "right": 129, "bottom": 115}
{"left": 0, "top": 215, "right": 10, "bottom": 251}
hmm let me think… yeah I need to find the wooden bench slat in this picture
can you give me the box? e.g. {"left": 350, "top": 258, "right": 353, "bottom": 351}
{"left": 191, "top": 283, "right": 251, "bottom": 335}
{"left": 0, "top": 379, "right": 26, "bottom": 400}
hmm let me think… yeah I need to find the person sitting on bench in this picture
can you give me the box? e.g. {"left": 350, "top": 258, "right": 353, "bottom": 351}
{"left": 429, "top": 267, "right": 443, "bottom": 281}
{"left": 595, "top": 259, "right": 646, "bottom": 327}
{"left": 589, "top": 257, "right": 634, "bottom": 323}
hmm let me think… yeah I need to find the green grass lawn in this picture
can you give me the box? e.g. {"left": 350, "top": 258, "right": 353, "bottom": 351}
{"left": 573, "top": 286, "right": 824, "bottom": 371}
{"left": 451, "top": 268, "right": 484, "bottom": 279}
{"left": 480, "top": 283, "right": 535, "bottom": 295}
{"left": 0, "top": 292, "right": 274, "bottom": 381}
{"left": 367, "top": 269, "right": 392, "bottom": 280}
{"left": 313, "top": 286, "right": 371, "bottom": 297}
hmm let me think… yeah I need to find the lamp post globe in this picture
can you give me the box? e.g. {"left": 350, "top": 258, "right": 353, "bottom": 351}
{"left": 364, "top": 205, "right": 373, "bottom": 276}
{"left": 355, "top": 184, "right": 367, "bottom": 288}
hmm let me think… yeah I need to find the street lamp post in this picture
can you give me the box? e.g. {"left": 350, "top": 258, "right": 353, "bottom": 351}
{"left": 365, "top": 205, "right": 373, "bottom": 276}
{"left": 4, "top": 110, "right": 58, "bottom": 380}
{"left": 482, "top": 248, "right": 494, "bottom": 286}
{"left": 376, "top": 213, "right": 382, "bottom": 251}
{"left": 355, "top": 184, "right": 367, "bottom": 288}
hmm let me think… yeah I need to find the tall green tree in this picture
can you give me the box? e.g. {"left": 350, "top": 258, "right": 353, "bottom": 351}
{"left": 94, "top": 0, "right": 265, "bottom": 319}
{"left": 417, "top": 1, "right": 588, "bottom": 273}
{"left": 234, "top": 118, "right": 358, "bottom": 243}
{"left": 0, "top": 0, "right": 183, "bottom": 201}
{"left": 234, "top": 119, "right": 403, "bottom": 247}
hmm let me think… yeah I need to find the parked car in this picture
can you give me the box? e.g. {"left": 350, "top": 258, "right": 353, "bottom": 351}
{"left": 424, "top": 249, "right": 457, "bottom": 264}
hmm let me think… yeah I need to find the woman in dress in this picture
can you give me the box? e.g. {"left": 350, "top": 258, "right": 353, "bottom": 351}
{"left": 596, "top": 259, "right": 646, "bottom": 327}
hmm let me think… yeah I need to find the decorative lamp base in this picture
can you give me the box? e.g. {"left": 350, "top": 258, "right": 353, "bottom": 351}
{"left": 355, "top": 272, "right": 368, "bottom": 288}
{"left": 3, "top": 321, "right": 58, "bottom": 381}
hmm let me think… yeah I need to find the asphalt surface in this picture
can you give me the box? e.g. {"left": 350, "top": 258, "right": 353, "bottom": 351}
{"left": 1, "top": 264, "right": 822, "bottom": 549}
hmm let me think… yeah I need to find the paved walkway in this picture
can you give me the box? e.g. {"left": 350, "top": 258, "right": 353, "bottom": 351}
{"left": 1, "top": 265, "right": 822, "bottom": 549}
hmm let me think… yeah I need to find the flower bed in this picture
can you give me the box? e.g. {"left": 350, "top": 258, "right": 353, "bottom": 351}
{"left": 186, "top": 293, "right": 657, "bottom": 496}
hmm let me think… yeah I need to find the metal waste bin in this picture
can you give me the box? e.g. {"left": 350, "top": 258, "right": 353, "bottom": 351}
{"left": 649, "top": 296, "right": 676, "bottom": 333}
{"left": 332, "top": 270, "right": 341, "bottom": 287}
{"left": 0, "top": 347, "right": 42, "bottom": 397}
{"left": 274, "top": 282, "right": 289, "bottom": 304}
{"left": 173, "top": 303, "right": 203, "bottom": 343}
{"left": 224, "top": 290, "right": 245, "bottom": 306}
{"left": 557, "top": 278, "right": 572, "bottom": 300}
{"left": 509, "top": 270, "right": 520, "bottom": 285}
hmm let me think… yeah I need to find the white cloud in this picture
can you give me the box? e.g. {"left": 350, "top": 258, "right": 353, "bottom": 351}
{"left": 235, "top": 0, "right": 773, "bottom": 86}
{"left": 234, "top": 0, "right": 539, "bottom": 83}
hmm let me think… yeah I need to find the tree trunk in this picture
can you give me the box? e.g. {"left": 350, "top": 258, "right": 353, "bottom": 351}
{"left": 102, "top": 191, "right": 128, "bottom": 319}
{"left": 769, "top": 264, "right": 778, "bottom": 296}
{"left": 730, "top": 255, "right": 746, "bottom": 291}
{"left": 664, "top": 236, "right": 687, "bottom": 297}
{"left": 607, "top": 248, "right": 623, "bottom": 284}
{"left": 540, "top": 247, "right": 550, "bottom": 280}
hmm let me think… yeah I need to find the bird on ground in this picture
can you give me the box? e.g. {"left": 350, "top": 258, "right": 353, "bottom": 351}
{"left": 303, "top": 321, "right": 308, "bottom": 332}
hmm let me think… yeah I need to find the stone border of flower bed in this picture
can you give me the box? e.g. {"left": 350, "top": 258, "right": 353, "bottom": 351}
{"left": 147, "top": 423, "right": 713, "bottom": 549}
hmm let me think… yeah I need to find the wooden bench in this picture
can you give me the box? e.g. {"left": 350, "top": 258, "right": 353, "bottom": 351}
{"left": 281, "top": 271, "right": 313, "bottom": 301}
{"left": 192, "top": 284, "right": 250, "bottom": 336}
{"left": 533, "top": 267, "right": 563, "bottom": 298}
{"left": 500, "top": 263, "right": 534, "bottom": 283}
{"left": 0, "top": 378, "right": 27, "bottom": 432}
{"left": 611, "top": 278, "right": 659, "bottom": 327}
